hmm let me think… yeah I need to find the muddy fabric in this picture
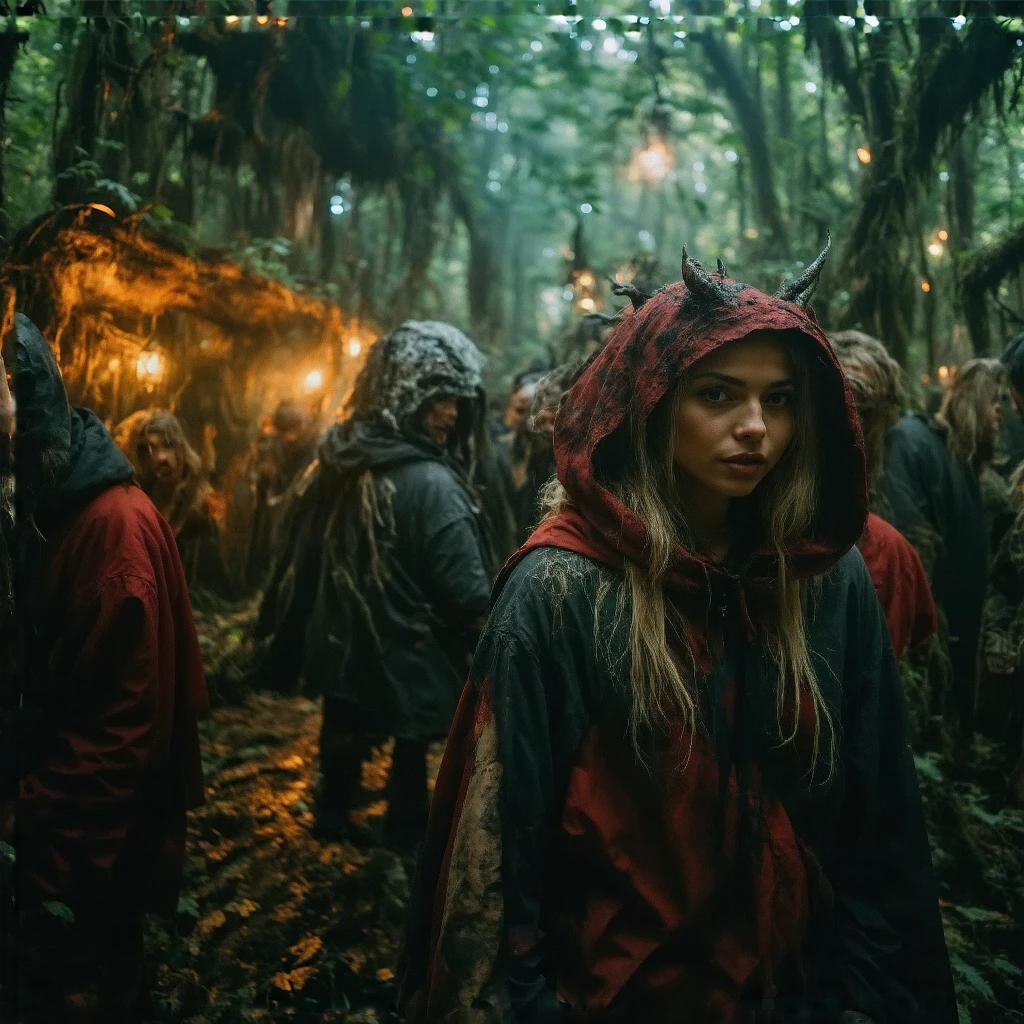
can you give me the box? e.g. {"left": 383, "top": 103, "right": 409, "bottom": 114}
{"left": 881, "top": 413, "right": 988, "bottom": 729}
{"left": 347, "top": 320, "right": 484, "bottom": 431}
{"left": 402, "top": 270, "right": 954, "bottom": 1024}
{"left": 858, "top": 512, "right": 937, "bottom": 660}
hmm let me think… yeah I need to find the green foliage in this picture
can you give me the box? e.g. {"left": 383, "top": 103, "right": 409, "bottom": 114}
{"left": 40, "top": 900, "right": 75, "bottom": 924}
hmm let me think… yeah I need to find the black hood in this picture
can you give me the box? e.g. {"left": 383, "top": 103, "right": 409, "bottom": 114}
{"left": 12, "top": 314, "right": 134, "bottom": 513}
{"left": 319, "top": 419, "right": 452, "bottom": 477}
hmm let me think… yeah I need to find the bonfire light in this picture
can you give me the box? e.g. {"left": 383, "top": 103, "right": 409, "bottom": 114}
{"left": 304, "top": 369, "right": 325, "bottom": 392}
{"left": 347, "top": 338, "right": 362, "bottom": 358}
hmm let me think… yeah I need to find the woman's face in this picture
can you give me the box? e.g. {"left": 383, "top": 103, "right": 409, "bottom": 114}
{"left": 673, "top": 332, "right": 798, "bottom": 500}
{"left": 138, "top": 430, "right": 180, "bottom": 486}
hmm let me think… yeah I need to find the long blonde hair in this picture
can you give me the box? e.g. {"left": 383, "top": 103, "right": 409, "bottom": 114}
{"left": 940, "top": 358, "right": 1005, "bottom": 465}
{"left": 545, "top": 336, "right": 833, "bottom": 769}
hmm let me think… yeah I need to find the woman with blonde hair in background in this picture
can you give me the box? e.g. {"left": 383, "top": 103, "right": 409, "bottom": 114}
{"left": 829, "top": 330, "right": 936, "bottom": 660}
{"left": 882, "top": 358, "right": 1006, "bottom": 735}
{"left": 401, "top": 243, "right": 955, "bottom": 1024}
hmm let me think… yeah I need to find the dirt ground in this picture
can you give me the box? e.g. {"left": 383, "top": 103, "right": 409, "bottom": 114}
{"left": 154, "top": 605, "right": 1024, "bottom": 1024}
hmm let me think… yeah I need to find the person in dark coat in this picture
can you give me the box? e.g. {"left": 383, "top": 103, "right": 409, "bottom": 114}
{"left": 882, "top": 358, "right": 1005, "bottom": 734}
{"left": 400, "top": 242, "right": 956, "bottom": 1024}
{"left": 245, "top": 401, "right": 319, "bottom": 590}
{"left": 118, "top": 410, "right": 237, "bottom": 603}
{"left": 0, "top": 315, "right": 208, "bottom": 1023}
{"left": 258, "top": 321, "right": 493, "bottom": 850}
{"left": 829, "top": 331, "right": 937, "bottom": 659}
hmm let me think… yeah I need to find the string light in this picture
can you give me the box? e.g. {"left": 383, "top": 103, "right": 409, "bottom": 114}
{"left": 856, "top": 147, "right": 872, "bottom": 164}
{"left": 348, "top": 338, "right": 362, "bottom": 358}
{"left": 921, "top": 279, "right": 931, "bottom": 293}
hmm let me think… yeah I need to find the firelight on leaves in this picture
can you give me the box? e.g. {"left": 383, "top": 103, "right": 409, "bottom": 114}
{"left": 303, "top": 370, "right": 324, "bottom": 392}
{"left": 348, "top": 339, "right": 362, "bottom": 358}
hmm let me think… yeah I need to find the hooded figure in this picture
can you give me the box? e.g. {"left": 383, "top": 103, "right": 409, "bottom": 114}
{"left": 400, "top": 249, "right": 955, "bottom": 1024}
{"left": 0, "top": 315, "right": 208, "bottom": 1022}
{"left": 258, "top": 320, "right": 493, "bottom": 849}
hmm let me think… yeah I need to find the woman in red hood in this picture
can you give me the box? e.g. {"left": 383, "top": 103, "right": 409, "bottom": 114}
{"left": 400, "top": 242, "right": 956, "bottom": 1024}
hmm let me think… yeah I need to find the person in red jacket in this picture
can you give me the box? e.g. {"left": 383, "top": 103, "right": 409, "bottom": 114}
{"left": 0, "top": 314, "right": 208, "bottom": 1023}
{"left": 829, "top": 330, "right": 938, "bottom": 658}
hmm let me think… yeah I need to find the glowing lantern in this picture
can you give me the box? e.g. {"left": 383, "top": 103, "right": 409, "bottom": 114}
{"left": 856, "top": 147, "right": 871, "bottom": 165}
{"left": 347, "top": 338, "right": 362, "bottom": 358}
{"left": 256, "top": 14, "right": 269, "bottom": 24}
{"left": 938, "top": 365, "right": 949, "bottom": 383}
{"left": 920, "top": 279, "right": 931, "bottom": 293}
{"left": 937, "top": 229, "right": 949, "bottom": 241}
{"left": 628, "top": 138, "right": 673, "bottom": 183}
{"left": 303, "top": 369, "right": 325, "bottom": 392}
{"left": 928, "top": 242, "right": 944, "bottom": 258}
{"left": 580, "top": 297, "right": 596, "bottom": 312}
{"left": 136, "top": 349, "right": 166, "bottom": 389}
{"left": 225, "top": 14, "right": 240, "bottom": 23}
{"left": 402, "top": 5, "right": 413, "bottom": 13}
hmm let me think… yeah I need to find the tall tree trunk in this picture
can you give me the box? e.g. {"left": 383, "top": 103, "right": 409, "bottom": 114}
{"left": 0, "top": 29, "right": 28, "bottom": 224}
{"left": 695, "top": 31, "right": 789, "bottom": 256}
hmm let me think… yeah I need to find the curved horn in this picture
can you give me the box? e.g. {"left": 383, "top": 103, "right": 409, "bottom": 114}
{"left": 611, "top": 280, "right": 652, "bottom": 311}
{"left": 775, "top": 231, "right": 831, "bottom": 307}
{"left": 716, "top": 258, "right": 727, "bottom": 277}
{"left": 681, "top": 244, "right": 725, "bottom": 304}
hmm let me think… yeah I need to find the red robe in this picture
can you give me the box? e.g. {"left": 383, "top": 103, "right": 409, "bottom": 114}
{"left": 858, "top": 512, "right": 937, "bottom": 660}
{"left": 18, "top": 482, "right": 208, "bottom": 916}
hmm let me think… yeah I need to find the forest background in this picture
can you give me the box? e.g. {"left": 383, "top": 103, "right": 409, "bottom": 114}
{"left": 5, "top": 0, "right": 1024, "bottom": 392}
{"left": 2, "top": 4, "right": 1024, "bottom": 1023}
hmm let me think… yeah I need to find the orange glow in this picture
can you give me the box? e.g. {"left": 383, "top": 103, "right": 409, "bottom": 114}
{"left": 256, "top": 14, "right": 269, "bottom": 24}
{"left": 275, "top": 17, "right": 288, "bottom": 25}
{"left": 937, "top": 229, "right": 949, "bottom": 241}
{"left": 856, "top": 147, "right": 871, "bottom": 165}
{"left": 920, "top": 279, "right": 931, "bottom": 293}
{"left": 928, "top": 242, "right": 944, "bottom": 258}
{"left": 225, "top": 14, "right": 240, "bottom": 23}
{"left": 627, "top": 139, "right": 673, "bottom": 183}
{"left": 347, "top": 338, "right": 362, "bottom": 358}
{"left": 136, "top": 349, "right": 166, "bottom": 382}
{"left": 744, "top": 227, "right": 759, "bottom": 240}
{"left": 575, "top": 270, "right": 596, "bottom": 289}
{"left": 938, "top": 365, "right": 949, "bottom": 382}
{"left": 580, "top": 297, "right": 596, "bottom": 312}
{"left": 303, "top": 369, "right": 324, "bottom": 392}
{"left": 920, "top": 373, "right": 932, "bottom": 385}
{"left": 402, "top": 5, "right": 413, "bottom": 14}
{"left": 87, "top": 203, "right": 116, "bottom": 217}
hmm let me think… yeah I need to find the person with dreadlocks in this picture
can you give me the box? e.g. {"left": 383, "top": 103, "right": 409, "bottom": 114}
{"left": 0, "top": 315, "right": 207, "bottom": 1022}
{"left": 882, "top": 358, "right": 1006, "bottom": 736}
{"left": 117, "top": 409, "right": 237, "bottom": 602}
{"left": 258, "top": 321, "right": 493, "bottom": 850}
{"left": 399, "top": 241, "right": 955, "bottom": 1024}
{"left": 828, "top": 331, "right": 936, "bottom": 660}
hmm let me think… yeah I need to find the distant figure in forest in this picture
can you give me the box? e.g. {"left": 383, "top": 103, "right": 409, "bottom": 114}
{"left": 402, "top": 244, "right": 956, "bottom": 1024}
{"left": 0, "top": 315, "right": 208, "bottom": 1023}
{"left": 882, "top": 358, "right": 1006, "bottom": 735}
{"left": 257, "top": 321, "right": 493, "bottom": 851}
{"left": 982, "top": 334, "right": 1024, "bottom": 798}
{"left": 246, "top": 400, "right": 318, "bottom": 590}
{"left": 118, "top": 410, "right": 236, "bottom": 603}
{"left": 509, "top": 359, "right": 588, "bottom": 546}
{"left": 829, "top": 330, "right": 937, "bottom": 659}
